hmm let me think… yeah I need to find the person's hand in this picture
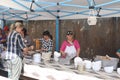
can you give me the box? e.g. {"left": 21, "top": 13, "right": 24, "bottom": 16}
{"left": 41, "top": 48, "right": 48, "bottom": 52}
{"left": 0, "top": 39, "right": 6, "bottom": 43}
{"left": 23, "top": 48, "right": 29, "bottom": 54}
{"left": 30, "top": 45, "right": 34, "bottom": 50}
{"left": 116, "top": 53, "right": 120, "bottom": 58}
{"left": 28, "top": 46, "right": 34, "bottom": 51}
{"left": 40, "top": 48, "right": 43, "bottom": 51}
{"left": 61, "top": 53, "right": 67, "bottom": 58}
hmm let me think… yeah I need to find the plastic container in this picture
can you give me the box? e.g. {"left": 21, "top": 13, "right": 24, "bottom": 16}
{"left": 84, "top": 60, "right": 92, "bottom": 69}
{"left": 74, "top": 57, "right": 82, "bottom": 69}
{"left": 94, "top": 55, "right": 119, "bottom": 70}
{"left": 78, "top": 62, "right": 85, "bottom": 73}
{"left": 104, "top": 66, "right": 114, "bottom": 73}
{"left": 92, "top": 61, "right": 101, "bottom": 72}
{"left": 54, "top": 51, "right": 61, "bottom": 62}
{"left": 117, "top": 68, "right": 120, "bottom": 75}
{"left": 33, "top": 53, "right": 41, "bottom": 63}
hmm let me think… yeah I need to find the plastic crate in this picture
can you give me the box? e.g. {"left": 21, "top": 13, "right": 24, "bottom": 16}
{"left": 94, "top": 55, "right": 119, "bottom": 70}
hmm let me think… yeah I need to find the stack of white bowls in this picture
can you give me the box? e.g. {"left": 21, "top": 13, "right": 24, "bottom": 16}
{"left": 92, "top": 61, "right": 101, "bottom": 72}
{"left": 84, "top": 60, "right": 92, "bottom": 70}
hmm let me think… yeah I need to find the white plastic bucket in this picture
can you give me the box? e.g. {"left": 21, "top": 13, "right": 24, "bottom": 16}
{"left": 33, "top": 53, "right": 41, "bottom": 63}
{"left": 54, "top": 51, "right": 61, "bottom": 62}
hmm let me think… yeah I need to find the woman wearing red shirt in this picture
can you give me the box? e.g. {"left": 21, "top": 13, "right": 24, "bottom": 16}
{"left": 60, "top": 31, "right": 80, "bottom": 65}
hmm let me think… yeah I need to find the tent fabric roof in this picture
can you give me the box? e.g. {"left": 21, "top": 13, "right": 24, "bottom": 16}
{"left": 0, "top": 0, "right": 120, "bottom": 20}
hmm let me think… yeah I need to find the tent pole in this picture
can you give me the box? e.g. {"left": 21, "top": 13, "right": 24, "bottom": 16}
{"left": 55, "top": 17, "right": 59, "bottom": 51}
{"left": 0, "top": 19, "right": 4, "bottom": 29}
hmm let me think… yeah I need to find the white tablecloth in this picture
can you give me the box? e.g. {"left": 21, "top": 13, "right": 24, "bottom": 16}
{"left": 0, "top": 76, "right": 11, "bottom": 80}
{"left": 23, "top": 64, "right": 103, "bottom": 80}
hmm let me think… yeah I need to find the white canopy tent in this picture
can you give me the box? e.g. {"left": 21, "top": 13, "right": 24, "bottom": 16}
{"left": 0, "top": 0, "right": 120, "bottom": 51}
{"left": 0, "top": 0, "right": 120, "bottom": 20}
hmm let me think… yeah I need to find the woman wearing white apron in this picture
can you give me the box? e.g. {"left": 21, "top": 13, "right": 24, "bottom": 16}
{"left": 60, "top": 31, "right": 80, "bottom": 65}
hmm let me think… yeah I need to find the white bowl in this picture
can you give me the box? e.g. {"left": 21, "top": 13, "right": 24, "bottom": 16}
{"left": 104, "top": 66, "right": 113, "bottom": 73}
{"left": 117, "top": 68, "right": 120, "bottom": 75}
{"left": 54, "top": 51, "right": 61, "bottom": 57}
{"left": 84, "top": 60, "right": 92, "bottom": 69}
{"left": 74, "top": 57, "right": 82, "bottom": 63}
{"left": 92, "top": 61, "right": 101, "bottom": 72}
{"left": 92, "top": 65, "right": 101, "bottom": 72}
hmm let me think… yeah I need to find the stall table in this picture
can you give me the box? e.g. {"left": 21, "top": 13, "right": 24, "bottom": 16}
{"left": 23, "top": 58, "right": 120, "bottom": 80}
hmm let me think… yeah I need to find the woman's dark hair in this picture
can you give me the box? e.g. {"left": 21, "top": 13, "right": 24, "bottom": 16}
{"left": 22, "top": 28, "right": 27, "bottom": 37}
{"left": 43, "top": 30, "right": 50, "bottom": 36}
{"left": 43, "top": 30, "right": 53, "bottom": 40}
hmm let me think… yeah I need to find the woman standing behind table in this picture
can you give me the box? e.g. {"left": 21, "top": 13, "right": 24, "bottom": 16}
{"left": 40, "top": 30, "right": 53, "bottom": 62}
{"left": 20, "top": 28, "right": 34, "bottom": 74}
{"left": 60, "top": 31, "right": 80, "bottom": 65}
{"left": 21, "top": 28, "right": 33, "bottom": 47}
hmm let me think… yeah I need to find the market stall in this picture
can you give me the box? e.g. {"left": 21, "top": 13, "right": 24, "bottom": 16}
{"left": 0, "top": 0, "right": 120, "bottom": 80}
